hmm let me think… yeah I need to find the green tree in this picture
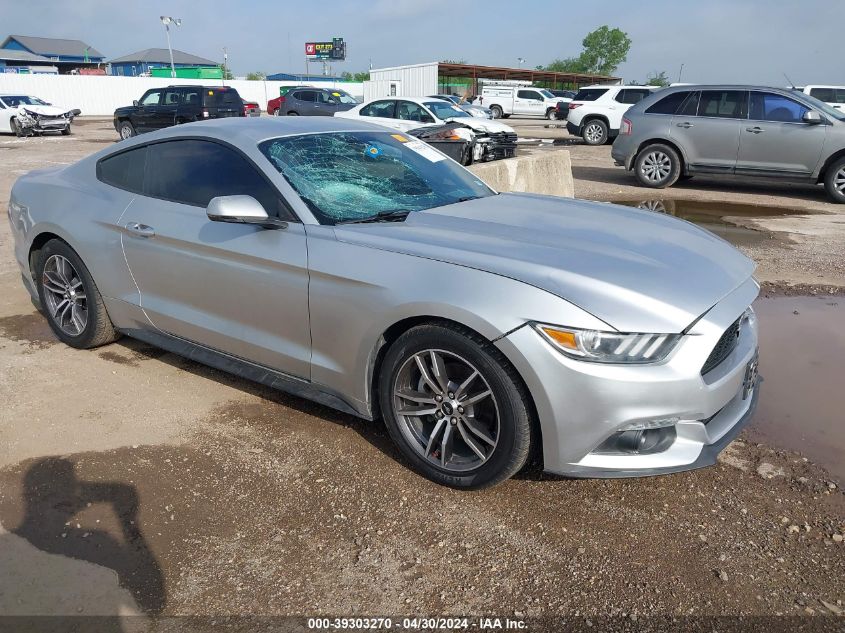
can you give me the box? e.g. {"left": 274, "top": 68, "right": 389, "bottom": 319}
{"left": 246, "top": 71, "right": 266, "bottom": 81}
{"left": 218, "top": 65, "right": 234, "bottom": 80}
{"left": 352, "top": 71, "right": 370, "bottom": 82}
{"left": 545, "top": 26, "right": 631, "bottom": 77}
{"left": 646, "top": 70, "right": 670, "bottom": 87}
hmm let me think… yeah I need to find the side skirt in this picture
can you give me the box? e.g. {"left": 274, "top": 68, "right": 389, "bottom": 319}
{"left": 120, "top": 327, "right": 372, "bottom": 421}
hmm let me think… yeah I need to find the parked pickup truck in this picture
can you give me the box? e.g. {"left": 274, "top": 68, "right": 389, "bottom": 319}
{"left": 799, "top": 85, "right": 845, "bottom": 112}
{"left": 114, "top": 85, "right": 245, "bottom": 140}
{"left": 472, "top": 86, "right": 570, "bottom": 120}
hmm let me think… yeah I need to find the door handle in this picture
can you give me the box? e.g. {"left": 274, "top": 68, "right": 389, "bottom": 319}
{"left": 746, "top": 126, "right": 765, "bottom": 134}
{"left": 125, "top": 222, "right": 155, "bottom": 238}
{"left": 676, "top": 122, "right": 694, "bottom": 128}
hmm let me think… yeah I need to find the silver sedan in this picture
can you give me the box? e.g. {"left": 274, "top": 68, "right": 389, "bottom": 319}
{"left": 8, "top": 117, "right": 760, "bottom": 488}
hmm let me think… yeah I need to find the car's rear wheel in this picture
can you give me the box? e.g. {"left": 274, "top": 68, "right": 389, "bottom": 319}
{"left": 35, "top": 240, "right": 120, "bottom": 349}
{"left": 378, "top": 323, "right": 532, "bottom": 489}
{"left": 823, "top": 156, "right": 845, "bottom": 204}
{"left": 634, "top": 143, "right": 682, "bottom": 189}
{"left": 582, "top": 119, "right": 608, "bottom": 145}
{"left": 546, "top": 108, "right": 558, "bottom": 120}
{"left": 489, "top": 105, "right": 503, "bottom": 119}
{"left": 118, "top": 120, "right": 135, "bottom": 140}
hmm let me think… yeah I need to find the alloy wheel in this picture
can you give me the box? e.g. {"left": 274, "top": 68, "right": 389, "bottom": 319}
{"left": 392, "top": 349, "right": 500, "bottom": 472}
{"left": 120, "top": 125, "right": 133, "bottom": 140}
{"left": 584, "top": 123, "right": 605, "bottom": 143}
{"left": 42, "top": 254, "right": 87, "bottom": 336}
{"left": 836, "top": 167, "right": 845, "bottom": 194}
{"left": 640, "top": 151, "right": 672, "bottom": 183}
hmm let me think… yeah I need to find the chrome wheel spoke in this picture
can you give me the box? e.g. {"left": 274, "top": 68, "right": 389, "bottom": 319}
{"left": 414, "top": 354, "right": 441, "bottom": 394}
{"left": 71, "top": 305, "right": 85, "bottom": 334}
{"left": 395, "top": 388, "right": 436, "bottom": 405}
{"left": 439, "top": 424, "right": 454, "bottom": 467}
{"left": 429, "top": 351, "right": 451, "bottom": 393}
{"left": 396, "top": 404, "right": 439, "bottom": 416}
{"left": 425, "top": 418, "right": 447, "bottom": 457}
{"left": 460, "top": 388, "right": 492, "bottom": 407}
{"left": 456, "top": 420, "right": 487, "bottom": 460}
{"left": 52, "top": 298, "right": 70, "bottom": 319}
{"left": 454, "top": 370, "right": 478, "bottom": 399}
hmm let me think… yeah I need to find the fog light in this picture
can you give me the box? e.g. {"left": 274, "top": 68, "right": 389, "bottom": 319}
{"left": 593, "top": 426, "right": 677, "bottom": 455}
{"left": 620, "top": 416, "right": 679, "bottom": 431}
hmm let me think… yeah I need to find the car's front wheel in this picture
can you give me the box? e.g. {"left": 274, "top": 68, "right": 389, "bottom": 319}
{"left": 378, "top": 323, "right": 533, "bottom": 489}
{"left": 35, "top": 239, "right": 120, "bottom": 349}
{"left": 823, "top": 156, "right": 845, "bottom": 204}
{"left": 634, "top": 143, "right": 682, "bottom": 189}
{"left": 118, "top": 120, "right": 135, "bottom": 140}
{"left": 10, "top": 117, "right": 24, "bottom": 137}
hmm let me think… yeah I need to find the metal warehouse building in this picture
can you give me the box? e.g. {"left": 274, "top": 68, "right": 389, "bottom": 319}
{"left": 365, "top": 61, "right": 620, "bottom": 101}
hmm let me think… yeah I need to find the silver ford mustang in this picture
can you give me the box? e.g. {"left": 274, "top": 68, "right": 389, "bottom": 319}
{"left": 8, "top": 117, "right": 760, "bottom": 489}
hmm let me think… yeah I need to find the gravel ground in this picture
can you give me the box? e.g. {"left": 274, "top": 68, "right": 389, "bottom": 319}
{"left": 0, "top": 119, "right": 843, "bottom": 629}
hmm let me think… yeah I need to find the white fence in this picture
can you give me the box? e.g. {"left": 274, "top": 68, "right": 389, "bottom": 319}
{"left": 0, "top": 74, "right": 365, "bottom": 116}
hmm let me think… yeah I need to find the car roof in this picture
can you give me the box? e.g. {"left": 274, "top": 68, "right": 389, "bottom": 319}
{"left": 111, "top": 116, "right": 391, "bottom": 149}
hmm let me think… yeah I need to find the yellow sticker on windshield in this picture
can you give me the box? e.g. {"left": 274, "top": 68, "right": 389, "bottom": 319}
{"left": 391, "top": 134, "right": 409, "bottom": 142}
{"left": 332, "top": 92, "right": 341, "bottom": 96}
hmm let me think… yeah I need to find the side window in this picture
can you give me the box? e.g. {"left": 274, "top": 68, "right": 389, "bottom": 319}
{"left": 163, "top": 89, "right": 182, "bottom": 105}
{"left": 622, "top": 89, "right": 653, "bottom": 104}
{"left": 140, "top": 90, "right": 162, "bottom": 106}
{"left": 396, "top": 101, "right": 435, "bottom": 122}
{"left": 145, "top": 140, "right": 292, "bottom": 219}
{"left": 517, "top": 90, "right": 542, "bottom": 101}
{"left": 645, "top": 91, "right": 689, "bottom": 115}
{"left": 360, "top": 100, "right": 395, "bottom": 118}
{"left": 296, "top": 90, "right": 317, "bottom": 102}
{"left": 698, "top": 90, "right": 747, "bottom": 119}
{"left": 317, "top": 91, "right": 333, "bottom": 104}
{"left": 809, "top": 88, "right": 835, "bottom": 103}
{"left": 183, "top": 89, "right": 201, "bottom": 106}
{"left": 97, "top": 146, "right": 147, "bottom": 194}
{"left": 749, "top": 92, "right": 809, "bottom": 123}
{"left": 677, "top": 91, "right": 700, "bottom": 116}
{"left": 572, "top": 88, "right": 609, "bottom": 102}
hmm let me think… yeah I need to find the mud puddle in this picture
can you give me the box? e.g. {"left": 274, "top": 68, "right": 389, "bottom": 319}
{"left": 614, "top": 199, "right": 803, "bottom": 247}
{"left": 749, "top": 294, "right": 845, "bottom": 482}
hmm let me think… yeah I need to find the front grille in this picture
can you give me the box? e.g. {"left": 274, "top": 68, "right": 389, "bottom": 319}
{"left": 701, "top": 317, "right": 742, "bottom": 375}
{"left": 482, "top": 132, "right": 518, "bottom": 160}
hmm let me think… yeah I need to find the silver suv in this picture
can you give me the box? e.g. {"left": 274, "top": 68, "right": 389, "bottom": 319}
{"left": 611, "top": 85, "right": 845, "bottom": 203}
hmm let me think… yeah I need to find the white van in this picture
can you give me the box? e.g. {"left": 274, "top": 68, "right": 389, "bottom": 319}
{"left": 473, "top": 86, "right": 570, "bottom": 120}
{"left": 801, "top": 86, "right": 845, "bottom": 111}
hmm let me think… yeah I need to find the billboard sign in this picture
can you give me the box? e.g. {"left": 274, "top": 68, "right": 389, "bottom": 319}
{"left": 305, "top": 38, "right": 346, "bottom": 61}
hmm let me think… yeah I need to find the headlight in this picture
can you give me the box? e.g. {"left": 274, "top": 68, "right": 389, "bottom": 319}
{"left": 533, "top": 323, "right": 682, "bottom": 364}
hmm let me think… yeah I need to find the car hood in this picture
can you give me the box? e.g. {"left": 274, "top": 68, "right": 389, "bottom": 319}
{"left": 333, "top": 193, "right": 755, "bottom": 333}
{"left": 17, "top": 104, "right": 74, "bottom": 117}
{"left": 445, "top": 117, "right": 514, "bottom": 134}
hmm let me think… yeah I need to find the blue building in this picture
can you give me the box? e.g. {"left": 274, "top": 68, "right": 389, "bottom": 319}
{"left": 1, "top": 35, "right": 104, "bottom": 73}
{"left": 108, "top": 48, "right": 217, "bottom": 77}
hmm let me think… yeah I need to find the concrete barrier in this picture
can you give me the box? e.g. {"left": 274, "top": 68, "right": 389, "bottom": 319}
{"left": 467, "top": 150, "right": 574, "bottom": 198}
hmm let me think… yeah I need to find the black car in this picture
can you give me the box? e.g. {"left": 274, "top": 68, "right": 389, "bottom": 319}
{"left": 114, "top": 85, "right": 245, "bottom": 140}
{"left": 549, "top": 89, "right": 576, "bottom": 99}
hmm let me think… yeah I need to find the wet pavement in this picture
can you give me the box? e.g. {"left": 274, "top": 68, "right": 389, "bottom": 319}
{"left": 750, "top": 294, "right": 845, "bottom": 482}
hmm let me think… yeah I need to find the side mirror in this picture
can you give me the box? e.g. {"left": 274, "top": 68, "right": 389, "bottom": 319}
{"left": 803, "top": 110, "right": 823, "bottom": 124}
{"left": 206, "top": 195, "right": 286, "bottom": 229}
{"left": 133, "top": 100, "right": 139, "bottom": 107}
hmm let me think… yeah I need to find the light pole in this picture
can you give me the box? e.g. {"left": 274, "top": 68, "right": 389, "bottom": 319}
{"left": 678, "top": 63, "right": 685, "bottom": 84}
{"left": 160, "top": 16, "right": 182, "bottom": 78}
{"left": 517, "top": 57, "right": 526, "bottom": 69}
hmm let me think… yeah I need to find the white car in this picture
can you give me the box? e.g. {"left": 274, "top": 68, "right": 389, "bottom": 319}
{"left": 566, "top": 85, "right": 660, "bottom": 145}
{"left": 472, "top": 86, "right": 570, "bottom": 120}
{"left": 799, "top": 86, "right": 845, "bottom": 112}
{"left": 335, "top": 97, "right": 517, "bottom": 162}
{"left": 0, "top": 94, "right": 80, "bottom": 136}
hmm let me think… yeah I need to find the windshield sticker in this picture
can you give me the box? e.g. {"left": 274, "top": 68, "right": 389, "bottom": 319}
{"left": 391, "top": 134, "right": 409, "bottom": 143}
{"left": 404, "top": 139, "right": 446, "bottom": 162}
{"left": 365, "top": 145, "right": 382, "bottom": 158}
{"left": 332, "top": 92, "right": 341, "bottom": 97}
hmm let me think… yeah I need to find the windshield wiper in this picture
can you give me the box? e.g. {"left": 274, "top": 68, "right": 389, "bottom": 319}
{"left": 335, "top": 210, "right": 411, "bottom": 225}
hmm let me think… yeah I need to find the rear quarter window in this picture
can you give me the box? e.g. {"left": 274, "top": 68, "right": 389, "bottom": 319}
{"left": 572, "top": 88, "right": 609, "bottom": 101}
{"left": 645, "top": 91, "right": 690, "bottom": 115}
{"left": 203, "top": 89, "right": 242, "bottom": 108}
{"left": 96, "top": 146, "right": 147, "bottom": 194}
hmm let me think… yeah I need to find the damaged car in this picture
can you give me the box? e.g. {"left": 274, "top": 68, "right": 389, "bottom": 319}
{"left": 336, "top": 97, "right": 517, "bottom": 162}
{"left": 0, "top": 94, "right": 80, "bottom": 137}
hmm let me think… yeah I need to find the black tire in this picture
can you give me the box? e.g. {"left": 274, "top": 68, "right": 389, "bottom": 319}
{"left": 378, "top": 323, "right": 533, "bottom": 489}
{"left": 287, "top": 111, "right": 299, "bottom": 116}
{"left": 823, "top": 156, "right": 845, "bottom": 204}
{"left": 10, "top": 117, "right": 23, "bottom": 137}
{"left": 634, "top": 143, "right": 682, "bottom": 189}
{"left": 35, "top": 240, "right": 120, "bottom": 349}
{"left": 581, "top": 119, "right": 608, "bottom": 145}
{"left": 489, "top": 105, "right": 503, "bottom": 119}
{"left": 61, "top": 125, "right": 71, "bottom": 136}
{"left": 118, "top": 120, "right": 135, "bottom": 140}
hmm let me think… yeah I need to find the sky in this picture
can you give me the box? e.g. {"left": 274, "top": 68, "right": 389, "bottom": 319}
{"left": 5, "top": 0, "right": 843, "bottom": 85}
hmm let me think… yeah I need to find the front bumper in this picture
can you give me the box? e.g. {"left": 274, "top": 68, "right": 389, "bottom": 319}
{"left": 495, "top": 277, "right": 760, "bottom": 478}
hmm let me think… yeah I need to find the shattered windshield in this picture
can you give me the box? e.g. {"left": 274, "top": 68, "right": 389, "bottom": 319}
{"left": 259, "top": 131, "right": 494, "bottom": 225}
{"left": 2, "top": 96, "right": 47, "bottom": 107}
{"left": 424, "top": 101, "right": 471, "bottom": 120}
